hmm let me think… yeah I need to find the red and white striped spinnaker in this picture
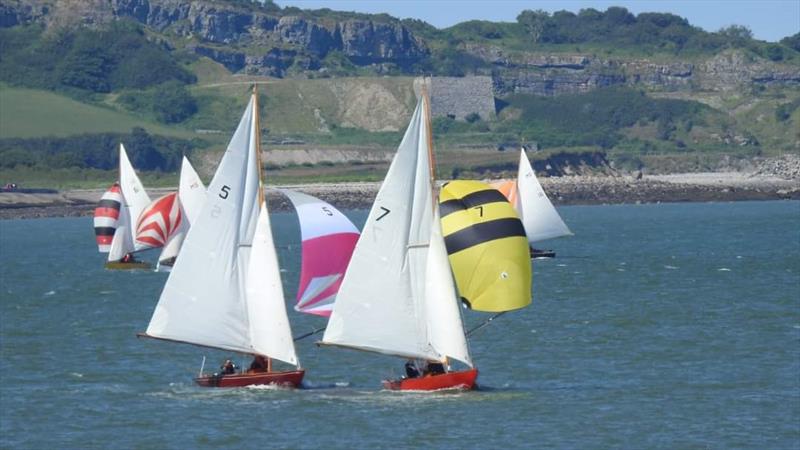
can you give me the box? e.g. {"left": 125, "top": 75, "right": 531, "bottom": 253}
{"left": 135, "top": 192, "right": 183, "bottom": 249}
{"left": 281, "top": 189, "right": 359, "bottom": 317}
{"left": 94, "top": 183, "right": 123, "bottom": 252}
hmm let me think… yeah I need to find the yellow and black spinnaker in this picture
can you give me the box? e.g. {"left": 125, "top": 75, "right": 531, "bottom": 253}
{"left": 439, "top": 180, "right": 532, "bottom": 312}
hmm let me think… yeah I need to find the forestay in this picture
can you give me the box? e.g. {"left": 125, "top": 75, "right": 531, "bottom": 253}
{"left": 145, "top": 95, "right": 298, "bottom": 365}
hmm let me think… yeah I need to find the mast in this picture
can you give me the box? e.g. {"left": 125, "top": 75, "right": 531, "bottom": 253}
{"left": 421, "top": 78, "right": 437, "bottom": 211}
{"left": 253, "top": 85, "right": 265, "bottom": 206}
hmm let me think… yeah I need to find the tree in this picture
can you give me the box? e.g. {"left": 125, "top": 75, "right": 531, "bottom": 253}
{"left": 717, "top": 25, "right": 753, "bottom": 48}
{"left": 517, "top": 9, "right": 550, "bottom": 43}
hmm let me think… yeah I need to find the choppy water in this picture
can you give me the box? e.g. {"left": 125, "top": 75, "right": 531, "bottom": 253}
{"left": 1, "top": 201, "right": 798, "bottom": 449}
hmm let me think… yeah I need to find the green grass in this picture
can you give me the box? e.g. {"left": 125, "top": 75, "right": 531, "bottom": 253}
{"left": 0, "top": 167, "right": 181, "bottom": 190}
{"left": 0, "top": 85, "right": 196, "bottom": 139}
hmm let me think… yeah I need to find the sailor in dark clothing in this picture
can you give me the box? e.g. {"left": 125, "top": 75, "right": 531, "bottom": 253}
{"left": 404, "top": 360, "right": 420, "bottom": 379}
{"left": 249, "top": 355, "right": 269, "bottom": 373}
{"left": 424, "top": 361, "right": 445, "bottom": 376}
{"left": 220, "top": 359, "right": 236, "bottom": 375}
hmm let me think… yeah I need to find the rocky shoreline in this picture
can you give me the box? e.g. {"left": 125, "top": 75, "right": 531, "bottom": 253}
{"left": 1, "top": 172, "right": 797, "bottom": 220}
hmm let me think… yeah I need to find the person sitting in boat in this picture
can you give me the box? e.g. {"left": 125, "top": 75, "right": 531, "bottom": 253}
{"left": 220, "top": 359, "right": 236, "bottom": 375}
{"left": 248, "top": 355, "right": 269, "bottom": 373}
{"left": 423, "top": 361, "right": 445, "bottom": 376}
{"left": 121, "top": 253, "right": 136, "bottom": 263}
{"left": 404, "top": 360, "right": 420, "bottom": 379}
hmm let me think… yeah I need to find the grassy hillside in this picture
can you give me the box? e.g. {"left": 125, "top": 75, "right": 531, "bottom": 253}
{"left": 0, "top": 85, "right": 196, "bottom": 139}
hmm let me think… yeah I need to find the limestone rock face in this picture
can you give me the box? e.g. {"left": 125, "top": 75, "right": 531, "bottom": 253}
{"left": 3, "top": 0, "right": 798, "bottom": 93}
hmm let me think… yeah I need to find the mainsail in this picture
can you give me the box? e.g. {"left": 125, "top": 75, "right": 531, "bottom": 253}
{"left": 156, "top": 157, "right": 207, "bottom": 269}
{"left": 281, "top": 189, "right": 359, "bottom": 317}
{"left": 94, "top": 183, "right": 122, "bottom": 252}
{"left": 439, "top": 180, "right": 531, "bottom": 312}
{"left": 106, "top": 143, "right": 152, "bottom": 262}
{"left": 494, "top": 148, "right": 572, "bottom": 244}
{"left": 144, "top": 93, "right": 298, "bottom": 365}
{"left": 321, "top": 91, "right": 471, "bottom": 366}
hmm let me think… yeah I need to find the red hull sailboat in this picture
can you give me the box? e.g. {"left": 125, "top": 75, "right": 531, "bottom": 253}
{"left": 140, "top": 89, "right": 304, "bottom": 389}
{"left": 196, "top": 370, "right": 305, "bottom": 388}
{"left": 382, "top": 368, "right": 478, "bottom": 391}
{"left": 320, "top": 82, "right": 477, "bottom": 391}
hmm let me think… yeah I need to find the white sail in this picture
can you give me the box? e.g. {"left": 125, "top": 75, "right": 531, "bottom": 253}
{"left": 245, "top": 203, "right": 298, "bottom": 365}
{"left": 119, "top": 143, "right": 151, "bottom": 251}
{"left": 424, "top": 205, "right": 472, "bottom": 367}
{"left": 516, "top": 148, "right": 572, "bottom": 243}
{"left": 107, "top": 224, "right": 129, "bottom": 262}
{"left": 146, "top": 94, "right": 294, "bottom": 361}
{"left": 157, "top": 157, "right": 206, "bottom": 268}
{"left": 177, "top": 156, "right": 206, "bottom": 224}
{"left": 322, "top": 92, "right": 469, "bottom": 365}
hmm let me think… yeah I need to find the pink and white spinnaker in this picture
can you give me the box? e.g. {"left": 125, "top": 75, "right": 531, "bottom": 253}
{"left": 281, "top": 189, "right": 360, "bottom": 317}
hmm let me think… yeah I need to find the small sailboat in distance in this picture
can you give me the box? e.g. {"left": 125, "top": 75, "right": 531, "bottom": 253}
{"left": 320, "top": 82, "right": 476, "bottom": 391}
{"left": 280, "top": 189, "right": 359, "bottom": 317}
{"left": 103, "top": 144, "right": 152, "bottom": 269}
{"left": 139, "top": 89, "right": 303, "bottom": 388}
{"left": 492, "top": 148, "right": 572, "bottom": 258}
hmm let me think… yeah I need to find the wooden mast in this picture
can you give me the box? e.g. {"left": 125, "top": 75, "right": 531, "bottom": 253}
{"left": 253, "top": 85, "right": 265, "bottom": 207}
{"left": 252, "top": 84, "right": 273, "bottom": 373}
{"left": 421, "top": 78, "right": 437, "bottom": 211}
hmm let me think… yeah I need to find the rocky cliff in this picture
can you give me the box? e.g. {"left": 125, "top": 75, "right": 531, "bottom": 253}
{"left": 3, "top": 0, "right": 799, "bottom": 93}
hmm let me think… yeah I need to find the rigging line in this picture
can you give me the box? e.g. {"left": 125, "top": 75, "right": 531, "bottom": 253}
{"left": 293, "top": 326, "right": 326, "bottom": 342}
{"left": 465, "top": 311, "right": 507, "bottom": 338}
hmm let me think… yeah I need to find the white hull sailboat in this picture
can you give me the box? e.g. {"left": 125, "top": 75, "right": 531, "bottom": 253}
{"left": 139, "top": 89, "right": 303, "bottom": 388}
{"left": 492, "top": 148, "right": 572, "bottom": 258}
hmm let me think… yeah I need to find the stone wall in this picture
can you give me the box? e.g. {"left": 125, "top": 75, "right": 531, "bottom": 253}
{"left": 414, "top": 76, "right": 496, "bottom": 121}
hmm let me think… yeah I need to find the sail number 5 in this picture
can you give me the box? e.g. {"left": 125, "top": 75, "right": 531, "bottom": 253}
{"left": 219, "top": 185, "right": 231, "bottom": 199}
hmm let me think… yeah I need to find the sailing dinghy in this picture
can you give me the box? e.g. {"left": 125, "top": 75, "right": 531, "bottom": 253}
{"left": 104, "top": 143, "right": 152, "bottom": 270}
{"left": 320, "top": 84, "right": 476, "bottom": 391}
{"left": 280, "top": 189, "right": 359, "bottom": 317}
{"left": 139, "top": 90, "right": 303, "bottom": 388}
{"left": 492, "top": 148, "right": 572, "bottom": 258}
{"left": 155, "top": 157, "right": 206, "bottom": 271}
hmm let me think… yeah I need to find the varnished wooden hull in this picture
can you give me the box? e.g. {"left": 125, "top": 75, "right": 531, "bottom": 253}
{"left": 104, "top": 261, "right": 151, "bottom": 270}
{"left": 382, "top": 368, "right": 478, "bottom": 391}
{"left": 195, "top": 370, "right": 305, "bottom": 388}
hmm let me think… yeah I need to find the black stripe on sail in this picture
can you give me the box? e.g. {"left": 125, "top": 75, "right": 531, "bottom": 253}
{"left": 94, "top": 226, "right": 116, "bottom": 236}
{"left": 97, "top": 199, "right": 121, "bottom": 210}
{"left": 444, "top": 218, "right": 526, "bottom": 255}
{"left": 440, "top": 189, "right": 509, "bottom": 218}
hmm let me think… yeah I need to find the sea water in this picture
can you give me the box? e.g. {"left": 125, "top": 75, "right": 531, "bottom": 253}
{"left": 1, "top": 201, "right": 798, "bottom": 449}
